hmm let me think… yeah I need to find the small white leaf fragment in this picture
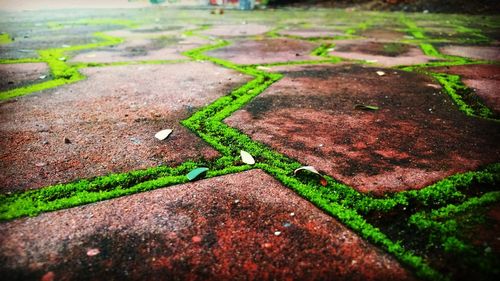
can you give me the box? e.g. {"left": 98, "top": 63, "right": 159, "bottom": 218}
{"left": 274, "top": 231, "right": 281, "bottom": 236}
{"left": 376, "top": 71, "right": 385, "bottom": 76}
{"left": 240, "top": 150, "right": 255, "bottom": 165}
{"left": 426, "top": 83, "right": 441, "bottom": 89}
{"left": 39, "top": 75, "right": 46, "bottom": 79}
{"left": 155, "top": 129, "right": 172, "bottom": 140}
{"left": 86, "top": 248, "right": 100, "bottom": 256}
{"left": 294, "top": 166, "right": 320, "bottom": 175}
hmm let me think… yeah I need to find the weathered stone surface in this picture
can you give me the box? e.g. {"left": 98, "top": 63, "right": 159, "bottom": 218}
{"left": 439, "top": 45, "right": 500, "bottom": 61}
{"left": 0, "top": 63, "right": 49, "bottom": 91}
{"left": 206, "top": 38, "right": 320, "bottom": 65}
{"left": 0, "top": 170, "right": 415, "bottom": 281}
{"left": 0, "top": 62, "right": 250, "bottom": 192}
{"left": 202, "top": 24, "right": 270, "bottom": 37}
{"left": 226, "top": 64, "right": 500, "bottom": 194}
{"left": 429, "top": 64, "right": 500, "bottom": 114}
{"left": 71, "top": 30, "right": 206, "bottom": 63}
{"left": 329, "top": 40, "right": 435, "bottom": 67}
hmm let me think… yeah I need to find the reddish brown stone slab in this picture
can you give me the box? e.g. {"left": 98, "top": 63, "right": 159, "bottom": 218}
{"left": 206, "top": 38, "right": 320, "bottom": 65}
{"left": 225, "top": 64, "right": 500, "bottom": 194}
{"left": 0, "top": 63, "right": 49, "bottom": 92}
{"left": 439, "top": 45, "right": 500, "bottom": 61}
{"left": 0, "top": 62, "right": 250, "bottom": 192}
{"left": 0, "top": 170, "right": 416, "bottom": 281}
{"left": 429, "top": 64, "right": 500, "bottom": 114}
{"left": 71, "top": 30, "right": 206, "bottom": 63}
{"left": 359, "top": 29, "right": 407, "bottom": 41}
{"left": 329, "top": 39, "right": 435, "bottom": 67}
{"left": 279, "top": 28, "right": 344, "bottom": 38}
{"left": 202, "top": 24, "right": 270, "bottom": 37}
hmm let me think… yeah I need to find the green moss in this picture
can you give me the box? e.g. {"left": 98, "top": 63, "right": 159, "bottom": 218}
{"left": 431, "top": 72, "right": 495, "bottom": 119}
{"left": 0, "top": 58, "right": 43, "bottom": 64}
{"left": 0, "top": 33, "right": 12, "bottom": 44}
{"left": 0, "top": 31, "right": 124, "bottom": 100}
{"left": 0, "top": 79, "right": 71, "bottom": 100}
{"left": 398, "top": 17, "right": 497, "bottom": 121}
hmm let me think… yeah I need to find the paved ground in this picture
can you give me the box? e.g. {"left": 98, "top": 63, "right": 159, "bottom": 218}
{"left": 0, "top": 5, "right": 499, "bottom": 281}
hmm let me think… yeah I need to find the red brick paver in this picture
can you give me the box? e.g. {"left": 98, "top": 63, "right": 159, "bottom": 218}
{"left": 0, "top": 170, "right": 416, "bottom": 281}
{"left": 0, "top": 62, "right": 250, "bottom": 192}
{"left": 226, "top": 64, "right": 500, "bottom": 194}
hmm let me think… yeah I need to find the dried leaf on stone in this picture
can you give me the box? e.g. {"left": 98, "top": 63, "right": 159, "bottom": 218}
{"left": 294, "top": 166, "right": 320, "bottom": 175}
{"left": 376, "top": 71, "right": 385, "bottom": 76}
{"left": 240, "top": 150, "right": 255, "bottom": 165}
{"left": 186, "top": 167, "right": 209, "bottom": 181}
{"left": 155, "top": 129, "right": 172, "bottom": 140}
{"left": 354, "top": 104, "right": 379, "bottom": 111}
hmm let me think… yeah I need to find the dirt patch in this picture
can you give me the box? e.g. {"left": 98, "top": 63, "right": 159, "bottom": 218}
{"left": 0, "top": 169, "right": 416, "bottom": 281}
{"left": 202, "top": 24, "right": 270, "bottom": 37}
{"left": 0, "top": 63, "right": 49, "bottom": 92}
{"left": 429, "top": 64, "right": 500, "bottom": 114}
{"left": 225, "top": 64, "right": 500, "bottom": 194}
{"left": 330, "top": 40, "right": 435, "bottom": 67}
{"left": 439, "top": 45, "right": 500, "bottom": 61}
{"left": 206, "top": 38, "right": 320, "bottom": 65}
{"left": 0, "top": 62, "right": 251, "bottom": 192}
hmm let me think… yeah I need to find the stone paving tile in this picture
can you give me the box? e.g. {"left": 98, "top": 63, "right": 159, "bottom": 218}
{"left": 329, "top": 39, "right": 435, "bottom": 67}
{"left": 0, "top": 63, "right": 49, "bottom": 92}
{"left": 205, "top": 38, "right": 320, "bottom": 65}
{"left": 225, "top": 64, "right": 500, "bottom": 194}
{"left": 359, "top": 29, "right": 408, "bottom": 41}
{"left": 70, "top": 29, "right": 206, "bottom": 63}
{"left": 202, "top": 23, "right": 270, "bottom": 37}
{"left": 279, "top": 28, "right": 345, "bottom": 38}
{"left": 0, "top": 62, "right": 251, "bottom": 193}
{"left": 0, "top": 170, "right": 416, "bottom": 281}
{"left": 439, "top": 45, "right": 500, "bottom": 61}
{"left": 429, "top": 64, "right": 500, "bottom": 114}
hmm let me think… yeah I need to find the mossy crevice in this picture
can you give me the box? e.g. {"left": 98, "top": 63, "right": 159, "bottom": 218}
{"left": 399, "top": 17, "right": 498, "bottom": 121}
{"left": 0, "top": 33, "right": 13, "bottom": 45}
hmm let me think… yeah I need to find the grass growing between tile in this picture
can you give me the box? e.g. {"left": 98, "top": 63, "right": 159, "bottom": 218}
{"left": 399, "top": 17, "right": 498, "bottom": 121}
